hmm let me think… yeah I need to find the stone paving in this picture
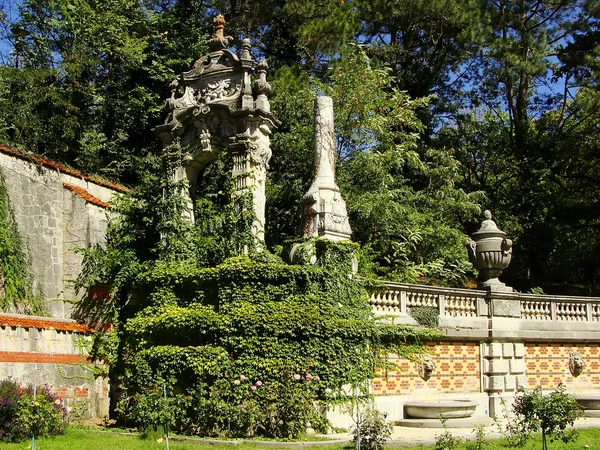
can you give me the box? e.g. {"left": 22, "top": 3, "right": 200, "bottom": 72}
{"left": 306, "top": 417, "right": 600, "bottom": 447}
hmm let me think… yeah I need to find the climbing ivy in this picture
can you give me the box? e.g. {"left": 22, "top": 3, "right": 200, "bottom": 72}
{"left": 77, "top": 145, "right": 440, "bottom": 438}
{"left": 0, "top": 172, "right": 44, "bottom": 314}
{"left": 409, "top": 306, "right": 440, "bottom": 327}
{"left": 114, "top": 252, "right": 439, "bottom": 437}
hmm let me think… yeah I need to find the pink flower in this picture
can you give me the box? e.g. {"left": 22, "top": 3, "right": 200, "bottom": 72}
{"left": 234, "top": 380, "right": 241, "bottom": 386}
{"left": 251, "top": 386, "right": 257, "bottom": 391}
{"left": 294, "top": 374, "right": 301, "bottom": 381}
{"left": 255, "top": 380, "right": 263, "bottom": 387}
{"left": 240, "top": 375, "right": 247, "bottom": 381}
{"left": 315, "top": 376, "right": 320, "bottom": 381}
{"left": 306, "top": 373, "right": 313, "bottom": 381}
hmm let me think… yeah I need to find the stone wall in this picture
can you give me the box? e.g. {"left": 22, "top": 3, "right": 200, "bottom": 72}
{"left": 0, "top": 146, "right": 122, "bottom": 419}
{"left": 369, "top": 282, "right": 600, "bottom": 421}
{"left": 526, "top": 343, "right": 600, "bottom": 391}
{"left": 0, "top": 314, "right": 109, "bottom": 418}
{"left": 0, "top": 145, "right": 126, "bottom": 318}
{"left": 373, "top": 342, "right": 481, "bottom": 395}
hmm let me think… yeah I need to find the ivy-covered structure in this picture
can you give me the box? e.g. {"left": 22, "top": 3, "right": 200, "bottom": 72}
{"left": 153, "top": 15, "right": 279, "bottom": 241}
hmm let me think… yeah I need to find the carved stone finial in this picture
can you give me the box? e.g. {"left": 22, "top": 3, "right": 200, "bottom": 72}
{"left": 253, "top": 60, "right": 272, "bottom": 102}
{"left": 241, "top": 38, "right": 252, "bottom": 60}
{"left": 164, "top": 79, "right": 180, "bottom": 124}
{"left": 484, "top": 210, "right": 492, "bottom": 220}
{"left": 168, "top": 79, "right": 179, "bottom": 102}
{"left": 213, "top": 14, "right": 226, "bottom": 39}
{"left": 208, "top": 14, "right": 230, "bottom": 54}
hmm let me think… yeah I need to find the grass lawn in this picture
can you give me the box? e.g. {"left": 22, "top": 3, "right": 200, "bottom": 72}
{"left": 1, "top": 427, "right": 600, "bottom": 449}
{"left": 0, "top": 428, "right": 351, "bottom": 450}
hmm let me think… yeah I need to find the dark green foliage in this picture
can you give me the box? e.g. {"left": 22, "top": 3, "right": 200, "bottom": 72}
{"left": 265, "top": 66, "right": 315, "bottom": 247}
{"left": 511, "top": 385, "right": 583, "bottom": 450}
{"left": 0, "top": 0, "right": 208, "bottom": 184}
{"left": 0, "top": 379, "right": 67, "bottom": 443}
{"left": 409, "top": 306, "right": 440, "bottom": 327}
{"left": 0, "top": 174, "right": 43, "bottom": 314}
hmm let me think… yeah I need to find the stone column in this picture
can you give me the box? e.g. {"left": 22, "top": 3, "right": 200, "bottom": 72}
{"left": 482, "top": 342, "right": 527, "bottom": 417}
{"left": 302, "top": 96, "right": 352, "bottom": 241}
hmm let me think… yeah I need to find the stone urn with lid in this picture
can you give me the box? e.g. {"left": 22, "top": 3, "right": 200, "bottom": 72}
{"left": 466, "top": 211, "right": 513, "bottom": 292}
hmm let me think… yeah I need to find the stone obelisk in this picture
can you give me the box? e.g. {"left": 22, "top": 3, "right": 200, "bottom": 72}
{"left": 302, "top": 96, "right": 352, "bottom": 241}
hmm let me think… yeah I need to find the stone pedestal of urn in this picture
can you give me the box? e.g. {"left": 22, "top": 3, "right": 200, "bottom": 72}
{"left": 466, "top": 211, "right": 513, "bottom": 292}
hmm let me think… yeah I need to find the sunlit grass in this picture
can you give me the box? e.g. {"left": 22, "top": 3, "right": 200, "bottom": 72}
{"left": 0, "top": 427, "right": 350, "bottom": 450}
{"left": 1, "top": 427, "right": 600, "bottom": 449}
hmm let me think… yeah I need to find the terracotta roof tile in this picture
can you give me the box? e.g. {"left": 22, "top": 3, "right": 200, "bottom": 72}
{"left": 0, "top": 315, "right": 93, "bottom": 333}
{"left": 0, "top": 144, "right": 130, "bottom": 193}
{"left": 63, "top": 182, "right": 111, "bottom": 209}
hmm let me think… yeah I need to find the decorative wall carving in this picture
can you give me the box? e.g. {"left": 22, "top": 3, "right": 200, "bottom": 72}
{"left": 569, "top": 352, "right": 585, "bottom": 377}
{"left": 417, "top": 354, "right": 435, "bottom": 381}
{"left": 152, "top": 14, "right": 279, "bottom": 239}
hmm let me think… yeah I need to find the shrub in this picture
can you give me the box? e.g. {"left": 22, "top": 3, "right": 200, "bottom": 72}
{"left": 109, "top": 254, "right": 440, "bottom": 439}
{"left": 353, "top": 408, "right": 392, "bottom": 450}
{"left": 409, "top": 306, "right": 440, "bottom": 327}
{"left": 512, "top": 384, "right": 583, "bottom": 450}
{"left": 466, "top": 424, "right": 489, "bottom": 450}
{"left": 435, "top": 418, "right": 461, "bottom": 450}
{"left": 0, "top": 379, "right": 67, "bottom": 442}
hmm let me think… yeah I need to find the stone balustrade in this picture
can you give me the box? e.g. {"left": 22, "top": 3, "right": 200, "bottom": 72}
{"left": 370, "top": 282, "right": 486, "bottom": 318}
{"left": 369, "top": 281, "right": 600, "bottom": 420}
{"left": 369, "top": 281, "right": 600, "bottom": 323}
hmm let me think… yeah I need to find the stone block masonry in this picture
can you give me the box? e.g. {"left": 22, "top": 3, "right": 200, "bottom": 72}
{"left": 0, "top": 145, "right": 127, "bottom": 318}
{"left": 0, "top": 146, "right": 121, "bottom": 419}
{"left": 373, "top": 342, "right": 481, "bottom": 395}
{"left": 370, "top": 281, "right": 600, "bottom": 420}
{"left": 0, "top": 314, "right": 109, "bottom": 419}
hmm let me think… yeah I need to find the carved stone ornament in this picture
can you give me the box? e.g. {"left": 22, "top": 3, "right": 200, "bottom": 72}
{"left": 417, "top": 355, "right": 435, "bottom": 381}
{"left": 569, "top": 352, "right": 585, "bottom": 377}
{"left": 152, "top": 14, "right": 280, "bottom": 242}
{"left": 466, "top": 210, "right": 513, "bottom": 292}
{"left": 301, "top": 96, "right": 352, "bottom": 242}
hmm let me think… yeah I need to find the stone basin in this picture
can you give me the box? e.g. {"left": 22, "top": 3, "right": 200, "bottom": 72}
{"left": 576, "top": 396, "right": 600, "bottom": 417}
{"left": 404, "top": 400, "right": 478, "bottom": 419}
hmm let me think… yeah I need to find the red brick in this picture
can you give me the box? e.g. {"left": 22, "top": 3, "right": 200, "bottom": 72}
{"left": 74, "top": 387, "right": 89, "bottom": 398}
{"left": 0, "top": 351, "right": 90, "bottom": 364}
{"left": 55, "top": 388, "right": 68, "bottom": 398}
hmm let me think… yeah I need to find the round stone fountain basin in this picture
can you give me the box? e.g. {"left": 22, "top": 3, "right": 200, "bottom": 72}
{"left": 404, "top": 400, "right": 478, "bottom": 419}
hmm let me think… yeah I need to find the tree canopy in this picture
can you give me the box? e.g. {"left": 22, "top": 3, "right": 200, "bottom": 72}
{"left": 0, "top": 0, "right": 598, "bottom": 292}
